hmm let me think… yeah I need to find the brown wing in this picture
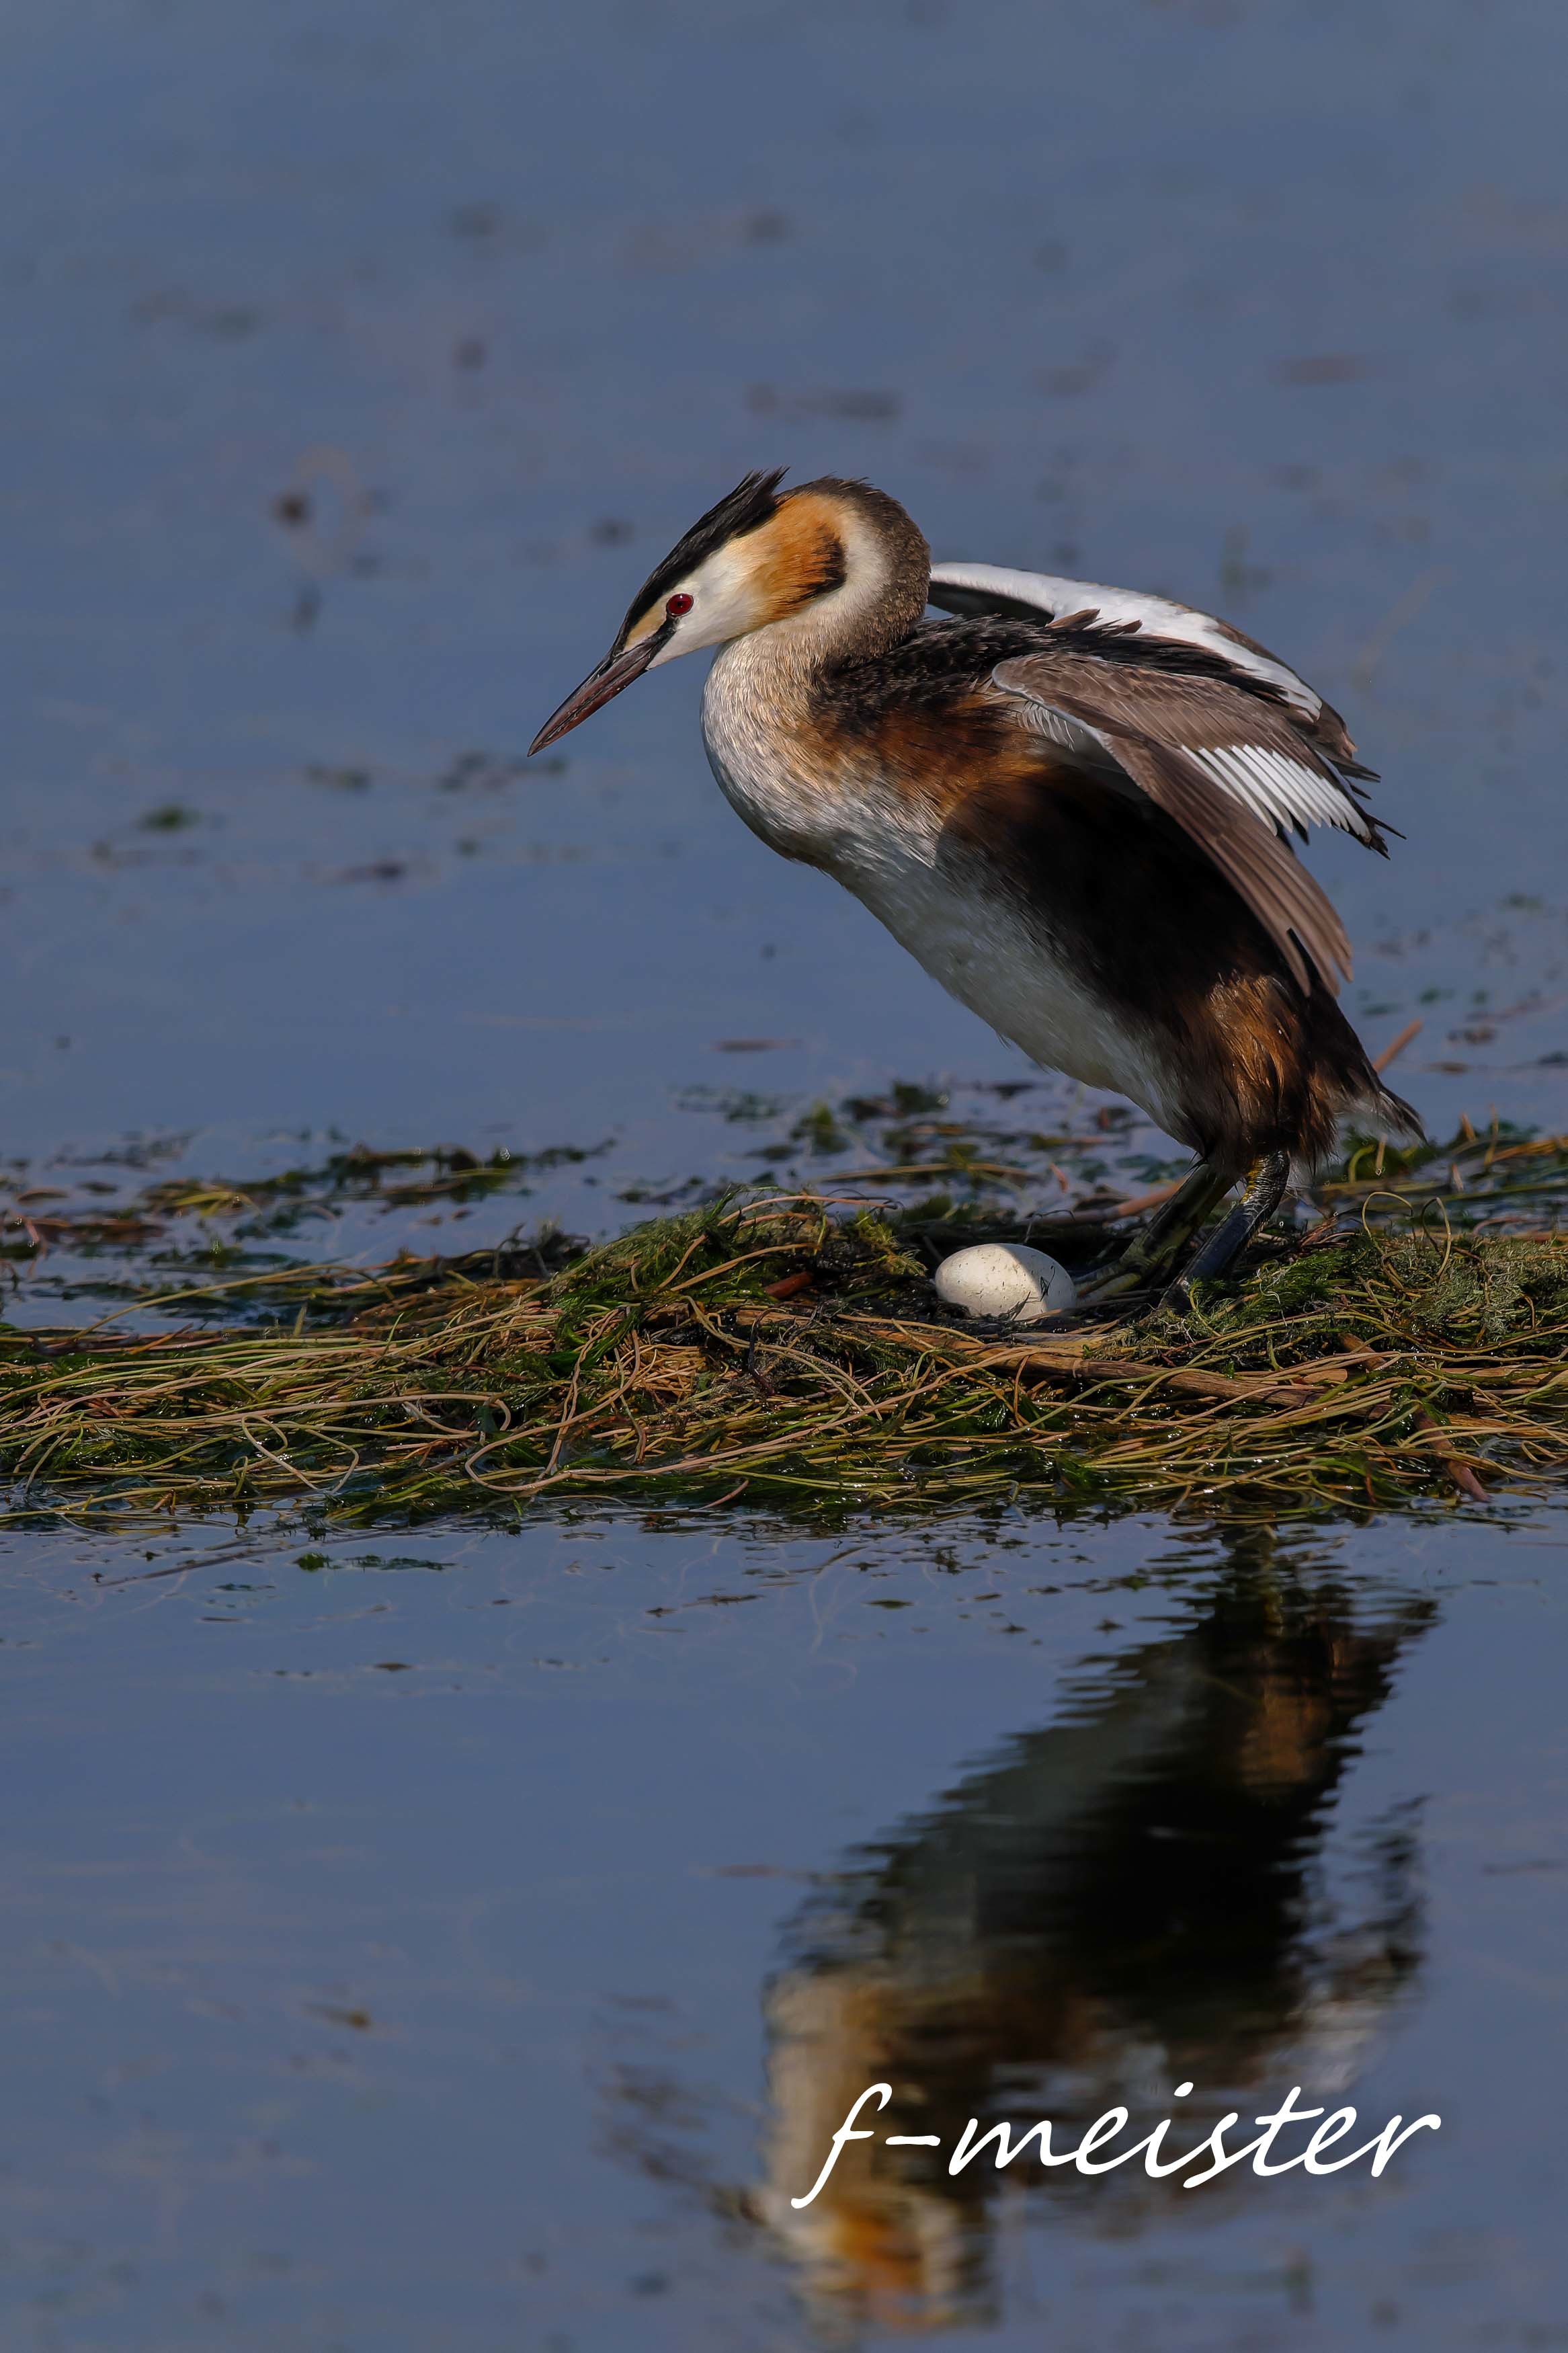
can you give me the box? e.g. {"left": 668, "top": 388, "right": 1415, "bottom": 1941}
{"left": 992, "top": 646, "right": 1356, "bottom": 994}
{"left": 930, "top": 564, "right": 1380, "bottom": 795}
{"left": 1204, "top": 613, "right": 1367, "bottom": 774}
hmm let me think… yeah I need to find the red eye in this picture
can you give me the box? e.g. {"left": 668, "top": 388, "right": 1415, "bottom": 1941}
{"left": 666, "top": 592, "right": 694, "bottom": 616}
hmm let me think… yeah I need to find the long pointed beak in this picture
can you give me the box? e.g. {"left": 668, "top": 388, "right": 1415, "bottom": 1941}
{"left": 528, "top": 627, "right": 669, "bottom": 755}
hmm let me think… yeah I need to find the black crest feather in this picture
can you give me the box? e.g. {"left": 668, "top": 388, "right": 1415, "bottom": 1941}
{"left": 614, "top": 468, "right": 788, "bottom": 647}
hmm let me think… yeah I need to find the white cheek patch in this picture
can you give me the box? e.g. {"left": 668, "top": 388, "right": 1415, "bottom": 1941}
{"left": 646, "top": 541, "right": 765, "bottom": 666}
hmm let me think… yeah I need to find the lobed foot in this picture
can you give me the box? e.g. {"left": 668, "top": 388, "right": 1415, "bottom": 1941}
{"left": 1075, "top": 1161, "right": 1237, "bottom": 1304}
{"left": 1078, "top": 1150, "right": 1292, "bottom": 1311}
{"left": 1164, "top": 1150, "right": 1293, "bottom": 1312}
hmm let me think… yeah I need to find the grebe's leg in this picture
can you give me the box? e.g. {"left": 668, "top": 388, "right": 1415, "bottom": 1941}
{"left": 1076, "top": 1159, "right": 1237, "bottom": 1302}
{"left": 1167, "top": 1149, "right": 1292, "bottom": 1310}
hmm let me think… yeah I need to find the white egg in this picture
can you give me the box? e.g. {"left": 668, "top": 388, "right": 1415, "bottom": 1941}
{"left": 934, "top": 1242, "right": 1077, "bottom": 1324}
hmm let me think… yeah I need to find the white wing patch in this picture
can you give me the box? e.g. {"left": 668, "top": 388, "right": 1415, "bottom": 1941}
{"left": 930, "top": 561, "right": 1322, "bottom": 721}
{"left": 996, "top": 678, "right": 1380, "bottom": 848}
{"left": 1006, "top": 697, "right": 1116, "bottom": 766}
{"left": 1191, "top": 746, "right": 1374, "bottom": 840}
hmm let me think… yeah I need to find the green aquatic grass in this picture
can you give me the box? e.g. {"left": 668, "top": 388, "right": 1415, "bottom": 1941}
{"left": 3, "top": 1146, "right": 1567, "bottom": 1525}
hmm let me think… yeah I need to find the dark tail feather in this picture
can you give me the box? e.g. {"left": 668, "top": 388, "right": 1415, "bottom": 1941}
{"left": 1296, "top": 984, "right": 1426, "bottom": 1165}
{"left": 1366, "top": 1078, "right": 1424, "bottom": 1140}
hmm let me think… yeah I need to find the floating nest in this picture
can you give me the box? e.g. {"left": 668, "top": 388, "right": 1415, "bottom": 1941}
{"left": 3, "top": 1118, "right": 1568, "bottom": 1524}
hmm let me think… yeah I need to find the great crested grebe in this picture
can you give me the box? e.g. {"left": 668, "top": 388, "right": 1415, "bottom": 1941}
{"left": 530, "top": 469, "right": 1418, "bottom": 1298}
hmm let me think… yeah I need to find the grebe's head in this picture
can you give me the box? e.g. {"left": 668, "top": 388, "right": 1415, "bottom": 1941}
{"left": 529, "top": 469, "right": 928, "bottom": 752}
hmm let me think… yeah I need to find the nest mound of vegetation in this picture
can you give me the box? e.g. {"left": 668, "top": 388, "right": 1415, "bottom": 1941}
{"left": 4, "top": 1115, "right": 1568, "bottom": 1523}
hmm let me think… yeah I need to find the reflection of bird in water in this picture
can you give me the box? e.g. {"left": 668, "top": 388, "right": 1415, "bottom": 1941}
{"left": 531, "top": 471, "right": 1417, "bottom": 1298}
{"left": 755, "top": 1537, "right": 1436, "bottom": 2336}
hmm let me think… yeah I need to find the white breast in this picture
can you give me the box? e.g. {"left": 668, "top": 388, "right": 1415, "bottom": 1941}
{"left": 854, "top": 857, "right": 1178, "bottom": 1127}
{"left": 700, "top": 644, "right": 1182, "bottom": 1134}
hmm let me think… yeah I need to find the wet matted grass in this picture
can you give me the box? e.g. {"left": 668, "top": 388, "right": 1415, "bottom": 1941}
{"left": 3, "top": 1116, "right": 1567, "bottom": 1525}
